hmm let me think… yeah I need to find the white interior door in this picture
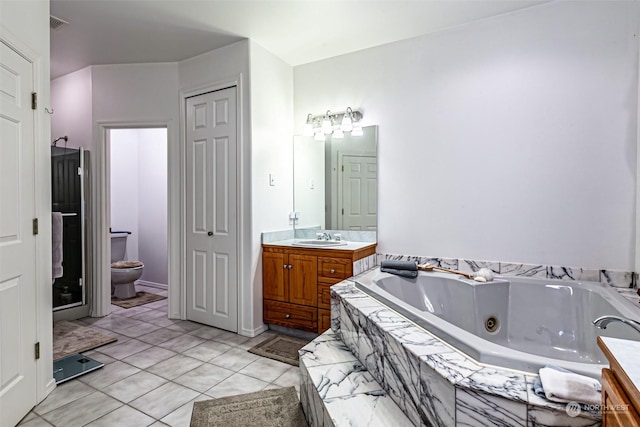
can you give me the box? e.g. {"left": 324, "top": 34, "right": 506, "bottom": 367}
{"left": 185, "top": 87, "right": 238, "bottom": 332}
{"left": 338, "top": 155, "right": 377, "bottom": 230}
{"left": 0, "top": 41, "right": 38, "bottom": 426}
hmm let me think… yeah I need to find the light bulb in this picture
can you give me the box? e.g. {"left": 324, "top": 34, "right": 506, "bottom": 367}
{"left": 303, "top": 113, "right": 314, "bottom": 136}
{"left": 333, "top": 128, "right": 344, "bottom": 139}
{"left": 314, "top": 129, "right": 325, "bottom": 142}
{"left": 321, "top": 117, "right": 332, "bottom": 134}
{"left": 341, "top": 109, "right": 353, "bottom": 132}
{"left": 351, "top": 122, "right": 363, "bottom": 137}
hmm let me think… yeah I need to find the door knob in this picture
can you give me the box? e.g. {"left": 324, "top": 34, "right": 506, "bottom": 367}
{"left": 207, "top": 231, "right": 213, "bottom": 236}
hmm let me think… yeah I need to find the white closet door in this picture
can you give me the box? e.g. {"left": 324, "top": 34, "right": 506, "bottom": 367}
{"left": 185, "top": 87, "right": 238, "bottom": 332}
{"left": 0, "top": 40, "right": 38, "bottom": 426}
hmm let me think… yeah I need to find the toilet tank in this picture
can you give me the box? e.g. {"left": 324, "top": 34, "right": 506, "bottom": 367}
{"left": 110, "top": 233, "right": 129, "bottom": 263}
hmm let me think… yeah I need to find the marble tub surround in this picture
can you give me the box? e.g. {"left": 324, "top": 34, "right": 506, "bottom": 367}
{"left": 330, "top": 278, "right": 601, "bottom": 426}
{"left": 299, "top": 329, "right": 412, "bottom": 427}
{"left": 378, "top": 253, "right": 636, "bottom": 288}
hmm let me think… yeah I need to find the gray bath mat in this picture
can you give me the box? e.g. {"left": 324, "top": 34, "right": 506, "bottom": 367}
{"left": 248, "top": 334, "right": 310, "bottom": 366}
{"left": 190, "top": 387, "right": 308, "bottom": 427}
{"left": 111, "top": 291, "right": 166, "bottom": 308}
{"left": 53, "top": 321, "right": 117, "bottom": 360}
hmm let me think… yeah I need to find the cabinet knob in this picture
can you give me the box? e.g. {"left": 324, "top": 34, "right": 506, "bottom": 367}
{"left": 330, "top": 269, "right": 336, "bottom": 274}
{"left": 283, "top": 264, "right": 288, "bottom": 269}
{"left": 285, "top": 314, "right": 291, "bottom": 319}
{"left": 288, "top": 264, "right": 293, "bottom": 269}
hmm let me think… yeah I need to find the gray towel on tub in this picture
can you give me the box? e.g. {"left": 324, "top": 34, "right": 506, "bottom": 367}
{"left": 380, "top": 260, "right": 418, "bottom": 271}
{"left": 381, "top": 267, "right": 418, "bottom": 278}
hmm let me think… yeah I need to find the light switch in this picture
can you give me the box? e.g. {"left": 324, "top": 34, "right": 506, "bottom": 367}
{"left": 269, "top": 173, "right": 276, "bottom": 186}
{"left": 310, "top": 178, "right": 315, "bottom": 190}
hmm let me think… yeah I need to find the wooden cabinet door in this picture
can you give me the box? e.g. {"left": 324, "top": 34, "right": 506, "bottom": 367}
{"left": 602, "top": 368, "right": 640, "bottom": 427}
{"left": 263, "top": 252, "right": 288, "bottom": 301}
{"left": 289, "top": 254, "right": 318, "bottom": 307}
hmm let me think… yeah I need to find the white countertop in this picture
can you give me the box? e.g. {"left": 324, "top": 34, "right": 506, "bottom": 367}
{"left": 599, "top": 336, "right": 640, "bottom": 389}
{"left": 263, "top": 239, "right": 376, "bottom": 251}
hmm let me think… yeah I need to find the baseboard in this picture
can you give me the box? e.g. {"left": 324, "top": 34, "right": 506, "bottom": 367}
{"left": 136, "top": 280, "right": 167, "bottom": 290}
{"left": 240, "top": 323, "right": 268, "bottom": 337}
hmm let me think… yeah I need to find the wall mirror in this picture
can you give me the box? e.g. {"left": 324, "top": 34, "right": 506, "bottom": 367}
{"left": 293, "top": 125, "right": 377, "bottom": 232}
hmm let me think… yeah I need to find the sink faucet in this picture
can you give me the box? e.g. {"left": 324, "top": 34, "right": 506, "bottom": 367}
{"left": 593, "top": 315, "right": 640, "bottom": 334}
{"left": 321, "top": 232, "right": 332, "bottom": 241}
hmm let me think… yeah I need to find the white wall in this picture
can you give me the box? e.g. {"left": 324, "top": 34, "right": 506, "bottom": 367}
{"left": 249, "top": 41, "right": 294, "bottom": 333}
{"left": 110, "top": 129, "right": 141, "bottom": 261}
{"left": 137, "top": 128, "right": 168, "bottom": 286}
{"left": 110, "top": 128, "right": 168, "bottom": 285}
{"left": 50, "top": 67, "right": 92, "bottom": 150}
{"left": 294, "top": 1, "right": 639, "bottom": 271}
{"left": 1, "top": 0, "right": 54, "bottom": 404}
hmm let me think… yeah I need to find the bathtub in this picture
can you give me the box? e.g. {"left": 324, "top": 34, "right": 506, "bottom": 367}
{"left": 355, "top": 268, "right": 640, "bottom": 378}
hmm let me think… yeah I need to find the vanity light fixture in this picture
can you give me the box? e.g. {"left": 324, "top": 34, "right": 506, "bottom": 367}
{"left": 341, "top": 107, "right": 354, "bottom": 132}
{"left": 303, "top": 113, "right": 314, "bottom": 137}
{"left": 303, "top": 107, "right": 363, "bottom": 140}
{"left": 321, "top": 111, "right": 333, "bottom": 135}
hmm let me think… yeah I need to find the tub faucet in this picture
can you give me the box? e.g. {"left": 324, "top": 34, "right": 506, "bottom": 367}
{"left": 593, "top": 315, "right": 640, "bottom": 334}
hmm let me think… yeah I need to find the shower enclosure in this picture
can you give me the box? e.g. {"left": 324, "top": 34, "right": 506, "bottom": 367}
{"left": 51, "top": 146, "right": 90, "bottom": 312}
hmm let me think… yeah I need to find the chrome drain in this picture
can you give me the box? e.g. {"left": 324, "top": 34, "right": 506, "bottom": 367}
{"left": 485, "top": 316, "right": 499, "bottom": 333}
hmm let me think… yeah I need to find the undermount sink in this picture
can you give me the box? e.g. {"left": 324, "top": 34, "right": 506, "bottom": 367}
{"left": 292, "top": 240, "right": 348, "bottom": 247}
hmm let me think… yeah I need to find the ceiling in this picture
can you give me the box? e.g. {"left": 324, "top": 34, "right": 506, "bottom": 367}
{"left": 50, "top": 0, "right": 548, "bottom": 80}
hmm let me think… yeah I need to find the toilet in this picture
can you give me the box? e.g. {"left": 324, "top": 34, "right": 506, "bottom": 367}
{"left": 110, "top": 232, "right": 144, "bottom": 299}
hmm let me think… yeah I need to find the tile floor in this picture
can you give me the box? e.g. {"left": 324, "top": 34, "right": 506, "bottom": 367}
{"left": 18, "top": 285, "right": 302, "bottom": 427}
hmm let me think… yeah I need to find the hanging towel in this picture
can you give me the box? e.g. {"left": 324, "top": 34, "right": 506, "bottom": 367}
{"left": 538, "top": 365, "right": 601, "bottom": 406}
{"left": 52, "top": 212, "right": 63, "bottom": 280}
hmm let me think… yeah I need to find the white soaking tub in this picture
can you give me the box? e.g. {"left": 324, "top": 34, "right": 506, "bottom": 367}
{"left": 355, "top": 269, "right": 640, "bottom": 378}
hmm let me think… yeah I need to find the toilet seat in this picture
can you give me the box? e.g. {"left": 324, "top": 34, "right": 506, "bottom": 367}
{"left": 111, "top": 261, "right": 143, "bottom": 269}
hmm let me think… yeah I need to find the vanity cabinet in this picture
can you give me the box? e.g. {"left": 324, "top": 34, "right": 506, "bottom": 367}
{"left": 262, "top": 243, "right": 376, "bottom": 334}
{"left": 597, "top": 337, "right": 640, "bottom": 426}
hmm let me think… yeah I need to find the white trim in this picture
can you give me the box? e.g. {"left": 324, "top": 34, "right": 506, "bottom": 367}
{"left": 636, "top": 13, "right": 640, "bottom": 273}
{"left": 240, "top": 323, "right": 268, "bottom": 338}
{"left": 94, "top": 120, "right": 175, "bottom": 318}
{"left": 179, "top": 75, "right": 245, "bottom": 331}
{"left": 136, "top": 280, "right": 168, "bottom": 290}
{"left": 1, "top": 23, "right": 55, "bottom": 406}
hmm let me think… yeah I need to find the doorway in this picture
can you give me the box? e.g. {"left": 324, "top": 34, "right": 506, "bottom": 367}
{"left": 108, "top": 128, "right": 168, "bottom": 303}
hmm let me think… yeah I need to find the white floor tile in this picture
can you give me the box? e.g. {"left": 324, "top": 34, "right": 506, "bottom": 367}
{"left": 84, "top": 405, "right": 155, "bottom": 427}
{"left": 205, "top": 372, "right": 270, "bottom": 398}
{"left": 129, "top": 382, "right": 199, "bottom": 419}
{"left": 40, "top": 391, "right": 122, "bottom": 427}
{"left": 101, "top": 371, "right": 167, "bottom": 403}
{"left": 146, "top": 354, "right": 203, "bottom": 380}
{"left": 173, "top": 363, "right": 234, "bottom": 392}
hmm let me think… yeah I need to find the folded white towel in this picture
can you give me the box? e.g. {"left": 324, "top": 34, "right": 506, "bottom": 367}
{"left": 538, "top": 366, "right": 601, "bottom": 406}
{"left": 52, "top": 212, "right": 63, "bottom": 280}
